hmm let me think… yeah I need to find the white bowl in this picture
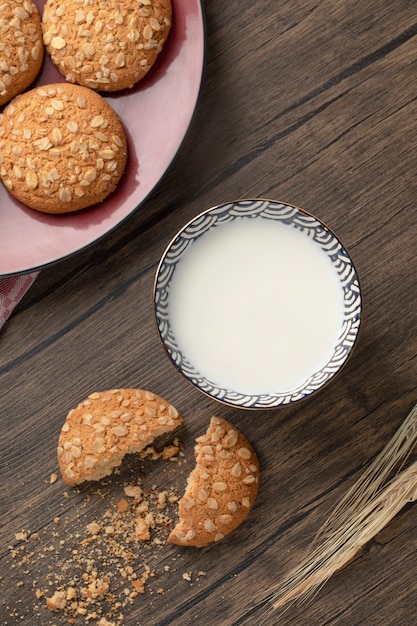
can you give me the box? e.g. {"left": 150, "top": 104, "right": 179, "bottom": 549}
{"left": 153, "top": 199, "right": 362, "bottom": 409}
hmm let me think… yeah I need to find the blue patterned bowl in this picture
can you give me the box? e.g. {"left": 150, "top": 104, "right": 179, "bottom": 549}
{"left": 153, "top": 199, "right": 362, "bottom": 409}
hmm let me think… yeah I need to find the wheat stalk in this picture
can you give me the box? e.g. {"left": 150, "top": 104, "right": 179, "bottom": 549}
{"left": 316, "top": 402, "right": 417, "bottom": 541}
{"left": 265, "top": 402, "right": 417, "bottom": 614}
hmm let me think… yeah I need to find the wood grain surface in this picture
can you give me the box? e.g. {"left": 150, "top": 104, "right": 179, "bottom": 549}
{"left": 1, "top": 1, "right": 417, "bottom": 625}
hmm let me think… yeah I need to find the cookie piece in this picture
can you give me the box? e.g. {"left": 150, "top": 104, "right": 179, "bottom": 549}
{"left": 42, "top": 0, "right": 172, "bottom": 92}
{"left": 168, "top": 416, "right": 259, "bottom": 547}
{"left": 58, "top": 389, "right": 183, "bottom": 486}
{"left": 0, "top": 0, "right": 44, "bottom": 106}
{"left": 0, "top": 83, "right": 127, "bottom": 213}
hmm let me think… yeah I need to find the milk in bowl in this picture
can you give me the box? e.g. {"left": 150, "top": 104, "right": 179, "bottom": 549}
{"left": 153, "top": 199, "right": 362, "bottom": 408}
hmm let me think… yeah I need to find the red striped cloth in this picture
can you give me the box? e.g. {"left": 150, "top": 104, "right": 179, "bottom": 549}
{"left": 0, "top": 272, "right": 39, "bottom": 330}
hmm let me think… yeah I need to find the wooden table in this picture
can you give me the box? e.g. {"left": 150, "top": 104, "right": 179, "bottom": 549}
{"left": 1, "top": 1, "right": 417, "bottom": 624}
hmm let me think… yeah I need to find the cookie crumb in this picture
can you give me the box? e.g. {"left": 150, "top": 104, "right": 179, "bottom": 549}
{"left": 117, "top": 498, "right": 129, "bottom": 513}
{"left": 46, "top": 590, "right": 67, "bottom": 611}
{"left": 15, "top": 531, "right": 30, "bottom": 541}
{"left": 124, "top": 485, "right": 143, "bottom": 499}
{"left": 98, "top": 618, "right": 117, "bottom": 626}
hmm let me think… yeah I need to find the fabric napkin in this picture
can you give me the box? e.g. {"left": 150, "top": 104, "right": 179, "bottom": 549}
{"left": 0, "top": 272, "right": 39, "bottom": 330}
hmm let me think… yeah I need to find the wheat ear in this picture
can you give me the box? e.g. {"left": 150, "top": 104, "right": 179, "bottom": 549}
{"left": 267, "top": 402, "right": 417, "bottom": 612}
{"left": 317, "top": 402, "right": 417, "bottom": 540}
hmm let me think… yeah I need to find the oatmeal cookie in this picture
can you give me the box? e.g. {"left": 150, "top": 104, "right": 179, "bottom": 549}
{"left": 0, "top": 0, "right": 44, "bottom": 106}
{"left": 58, "top": 388, "right": 183, "bottom": 486}
{"left": 168, "top": 416, "right": 260, "bottom": 547}
{"left": 42, "top": 0, "right": 172, "bottom": 91}
{"left": 0, "top": 82, "right": 127, "bottom": 213}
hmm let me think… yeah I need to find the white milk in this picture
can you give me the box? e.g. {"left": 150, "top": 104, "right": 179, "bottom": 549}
{"left": 168, "top": 217, "right": 344, "bottom": 395}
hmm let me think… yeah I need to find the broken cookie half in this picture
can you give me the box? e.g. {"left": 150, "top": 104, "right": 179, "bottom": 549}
{"left": 168, "top": 416, "right": 260, "bottom": 547}
{"left": 58, "top": 388, "right": 183, "bottom": 486}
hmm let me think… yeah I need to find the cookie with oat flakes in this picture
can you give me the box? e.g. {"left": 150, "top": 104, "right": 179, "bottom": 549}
{"left": 0, "top": 82, "right": 127, "bottom": 213}
{"left": 168, "top": 416, "right": 260, "bottom": 547}
{"left": 0, "top": 0, "right": 44, "bottom": 106}
{"left": 58, "top": 389, "right": 183, "bottom": 486}
{"left": 42, "top": 0, "right": 172, "bottom": 92}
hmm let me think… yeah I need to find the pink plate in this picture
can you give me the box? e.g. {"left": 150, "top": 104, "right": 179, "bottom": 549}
{"left": 0, "top": 0, "right": 205, "bottom": 277}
